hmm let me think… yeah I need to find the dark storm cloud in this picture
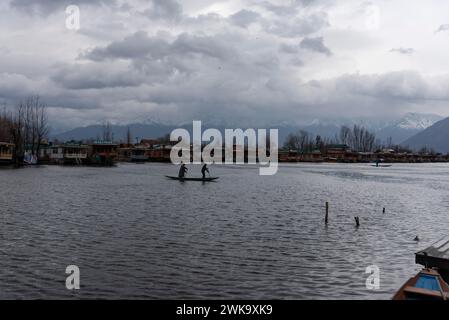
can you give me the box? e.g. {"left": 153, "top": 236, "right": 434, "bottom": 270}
{"left": 300, "top": 37, "right": 332, "bottom": 56}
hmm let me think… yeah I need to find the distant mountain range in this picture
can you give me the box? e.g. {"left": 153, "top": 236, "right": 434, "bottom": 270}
{"left": 376, "top": 113, "right": 443, "bottom": 144}
{"left": 402, "top": 117, "right": 449, "bottom": 153}
{"left": 53, "top": 123, "right": 175, "bottom": 143}
{"left": 52, "top": 113, "right": 443, "bottom": 146}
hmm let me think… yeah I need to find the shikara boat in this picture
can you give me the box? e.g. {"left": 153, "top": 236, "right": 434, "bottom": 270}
{"left": 393, "top": 268, "right": 449, "bottom": 300}
{"left": 165, "top": 176, "right": 219, "bottom": 182}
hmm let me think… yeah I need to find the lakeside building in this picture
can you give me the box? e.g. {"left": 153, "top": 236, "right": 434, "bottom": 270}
{"left": 44, "top": 143, "right": 89, "bottom": 165}
{"left": 140, "top": 139, "right": 159, "bottom": 147}
{"left": 279, "top": 148, "right": 324, "bottom": 162}
{"left": 0, "top": 142, "right": 14, "bottom": 165}
{"left": 147, "top": 144, "right": 172, "bottom": 162}
{"left": 278, "top": 146, "right": 449, "bottom": 164}
{"left": 325, "top": 144, "right": 358, "bottom": 163}
{"left": 88, "top": 141, "right": 118, "bottom": 166}
{"left": 9, "top": 136, "right": 448, "bottom": 166}
{"left": 117, "top": 144, "right": 133, "bottom": 162}
{"left": 131, "top": 146, "right": 150, "bottom": 162}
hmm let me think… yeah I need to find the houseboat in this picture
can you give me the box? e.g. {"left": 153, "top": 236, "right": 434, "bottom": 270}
{"left": 394, "top": 236, "right": 449, "bottom": 300}
{"left": 0, "top": 142, "right": 14, "bottom": 165}
{"left": 118, "top": 144, "right": 133, "bottom": 162}
{"left": 63, "top": 144, "right": 88, "bottom": 165}
{"left": 147, "top": 144, "right": 172, "bottom": 162}
{"left": 88, "top": 141, "right": 118, "bottom": 166}
{"left": 131, "top": 146, "right": 149, "bottom": 162}
{"left": 42, "top": 143, "right": 89, "bottom": 165}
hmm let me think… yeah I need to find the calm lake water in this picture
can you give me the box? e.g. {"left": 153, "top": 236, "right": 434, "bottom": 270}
{"left": 1, "top": 163, "right": 449, "bottom": 299}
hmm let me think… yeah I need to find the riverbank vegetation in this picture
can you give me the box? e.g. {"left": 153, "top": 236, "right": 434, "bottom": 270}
{"left": 0, "top": 96, "right": 49, "bottom": 166}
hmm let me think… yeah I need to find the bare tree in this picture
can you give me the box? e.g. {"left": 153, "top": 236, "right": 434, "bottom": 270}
{"left": 298, "top": 130, "right": 310, "bottom": 152}
{"left": 126, "top": 126, "right": 132, "bottom": 146}
{"left": 284, "top": 133, "right": 300, "bottom": 151}
{"left": 22, "top": 96, "right": 49, "bottom": 157}
{"left": 2, "top": 97, "right": 50, "bottom": 165}
{"left": 339, "top": 126, "right": 351, "bottom": 146}
{"left": 8, "top": 101, "right": 25, "bottom": 166}
{"left": 102, "top": 121, "right": 112, "bottom": 141}
{"left": 0, "top": 105, "right": 12, "bottom": 142}
{"left": 34, "top": 97, "right": 49, "bottom": 157}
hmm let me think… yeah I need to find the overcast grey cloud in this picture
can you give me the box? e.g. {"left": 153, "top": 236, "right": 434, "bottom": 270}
{"left": 229, "top": 10, "right": 261, "bottom": 28}
{"left": 390, "top": 47, "right": 415, "bottom": 55}
{"left": 435, "top": 24, "right": 449, "bottom": 33}
{"left": 300, "top": 36, "right": 332, "bottom": 56}
{"left": 9, "top": 0, "right": 116, "bottom": 15}
{"left": 143, "top": 0, "right": 183, "bottom": 22}
{"left": 264, "top": 12, "right": 329, "bottom": 38}
{"left": 2, "top": 0, "right": 449, "bottom": 130}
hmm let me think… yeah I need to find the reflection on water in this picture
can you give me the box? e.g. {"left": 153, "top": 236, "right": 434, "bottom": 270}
{"left": 1, "top": 163, "right": 449, "bottom": 299}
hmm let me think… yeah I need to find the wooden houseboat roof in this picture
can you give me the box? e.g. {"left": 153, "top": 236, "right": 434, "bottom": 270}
{"left": 416, "top": 236, "right": 449, "bottom": 271}
{"left": 63, "top": 144, "right": 89, "bottom": 148}
{"left": 0, "top": 142, "right": 14, "bottom": 147}
{"left": 92, "top": 140, "right": 118, "bottom": 146}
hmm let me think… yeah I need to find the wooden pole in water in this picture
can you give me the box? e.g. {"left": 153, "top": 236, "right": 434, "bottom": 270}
{"left": 383, "top": 207, "right": 386, "bottom": 214}
{"left": 355, "top": 217, "right": 360, "bottom": 227}
{"left": 325, "top": 202, "right": 329, "bottom": 225}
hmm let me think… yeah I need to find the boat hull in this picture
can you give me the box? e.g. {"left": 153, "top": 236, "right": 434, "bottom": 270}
{"left": 393, "top": 268, "right": 449, "bottom": 300}
{"left": 165, "top": 176, "right": 219, "bottom": 182}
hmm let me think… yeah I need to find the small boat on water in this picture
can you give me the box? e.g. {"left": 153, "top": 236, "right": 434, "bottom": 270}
{"left": 165, "top": 176, "right": 219, "bottom": 182}
{"left": 393, "top": 268, "right": 449, "bottom": 300}
{"left": 23, "top": 152, "right": 38, "bottom": 165}
{"left": 371, "top": 164, "right": 392, "bottom": 168}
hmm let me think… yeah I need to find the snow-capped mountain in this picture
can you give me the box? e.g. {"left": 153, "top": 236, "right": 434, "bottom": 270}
{"left": 402, "top": 117, "right": 449, "bottom": 153}
{"left": 395, "top": 113, "right": 443, "bottom": 130}
{"left": 275, "top": 113, "right": 443, "bottom": 145}
{"left": 52, "top": 112, "right": 443, "bottom": 145}
{"left": 376, "top": 113, "right": 443, "bottom": 144}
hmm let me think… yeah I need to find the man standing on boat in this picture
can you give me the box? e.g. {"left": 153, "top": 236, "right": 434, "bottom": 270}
{"left": 179, "top": 162, "right": 188, "bottom": 178}
{"left": 201, "top": 163, "right": 210, "bottom": 180}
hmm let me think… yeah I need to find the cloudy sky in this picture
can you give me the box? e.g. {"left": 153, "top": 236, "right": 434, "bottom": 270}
{"left": 2, "top": 0, "right": 449, "bottom": 130}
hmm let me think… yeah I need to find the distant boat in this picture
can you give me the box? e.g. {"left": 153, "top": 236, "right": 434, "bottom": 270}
{"left": 393, "top": 268, "right": 449, "bottom": 300}
{"left": 371, "top": 164, "right": 392, "bottom": 168}
{"left": 23, "top": 153, "right": 38, "bottom": 165}
{"left": 165, "top": 176, "right": 219, "bottom": 182}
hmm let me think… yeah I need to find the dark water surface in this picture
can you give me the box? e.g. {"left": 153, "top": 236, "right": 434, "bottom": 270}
{"left": 1, "top": 163, "right": 449, "bottom": 299}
